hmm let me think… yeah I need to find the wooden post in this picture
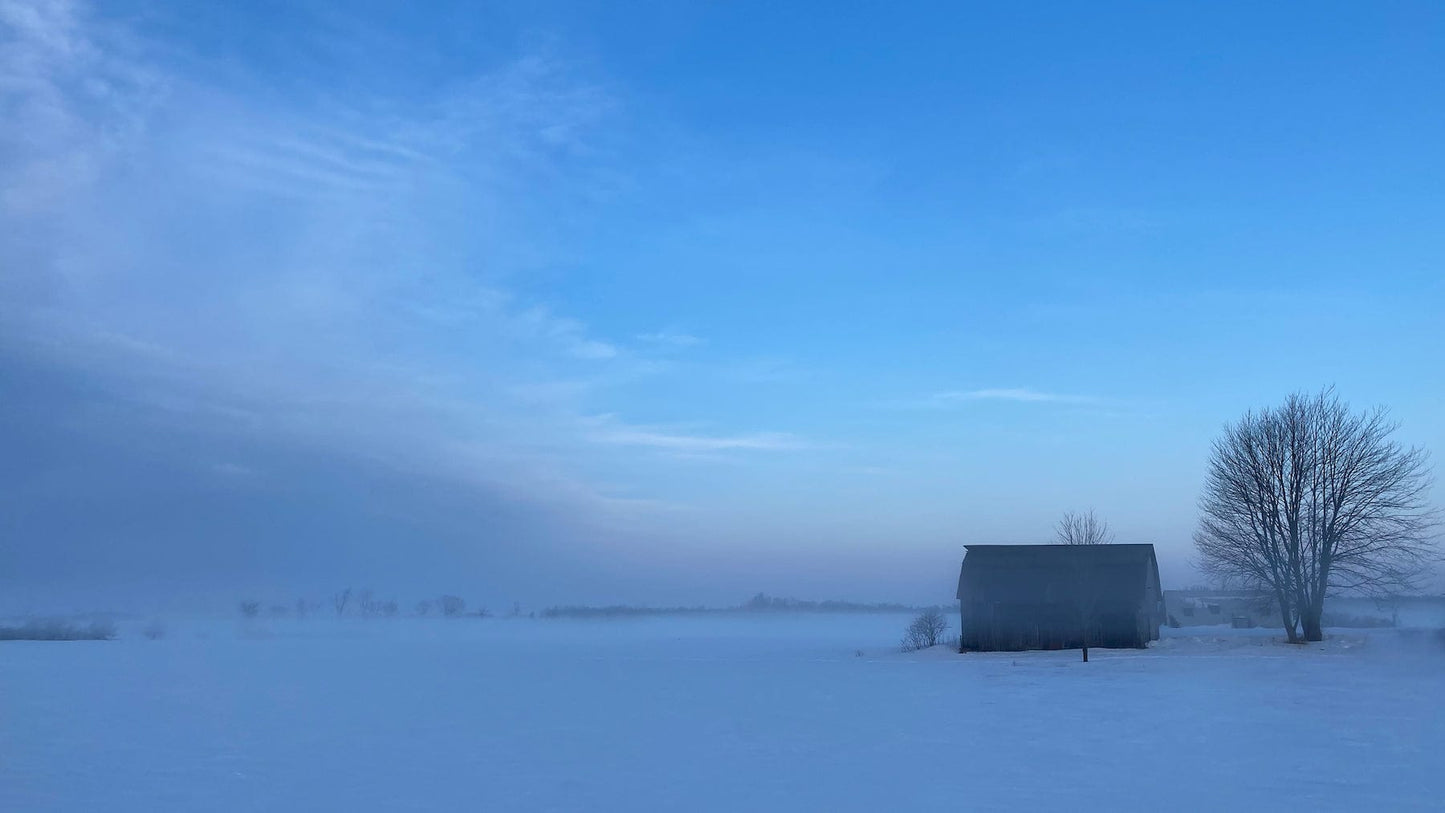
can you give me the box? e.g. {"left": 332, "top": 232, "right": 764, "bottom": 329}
{"left": 959, "top": 602, "right": 966, "bottom": 653}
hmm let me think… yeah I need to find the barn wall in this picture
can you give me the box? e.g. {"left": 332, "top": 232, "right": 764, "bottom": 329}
{"left": 960, "top": 599, "right": 1151, "bottom": 652}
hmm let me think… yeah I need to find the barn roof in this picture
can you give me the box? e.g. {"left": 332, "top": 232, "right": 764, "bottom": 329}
{"left": 955, "top": 544, "right": 1161, "bottom": 604}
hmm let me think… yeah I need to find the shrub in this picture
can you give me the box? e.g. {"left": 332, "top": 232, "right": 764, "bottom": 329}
{"left": 902, "top": 609, "right": 949, "bottom": 652}
{"left": 142, "top": 620, "right": 167, "bottom": 640}
{"left": 239, "top": 600, "right": 261, "bottom": 619}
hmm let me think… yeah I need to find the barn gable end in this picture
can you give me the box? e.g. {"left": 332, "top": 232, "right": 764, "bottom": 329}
{"left": 956, "top": 544, "right": 1164, "bottom": 652}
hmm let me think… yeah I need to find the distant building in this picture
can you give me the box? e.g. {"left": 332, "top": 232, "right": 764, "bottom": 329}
{"left": 1162, "top": 589, "right": 1277, "bottom": 629}
{"left": 955, "top": 544, "right": 1165, "bottom": 652}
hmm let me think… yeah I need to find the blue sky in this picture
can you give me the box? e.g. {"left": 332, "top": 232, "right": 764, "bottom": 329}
{"left": 2, "top": 1, "right": 1442, "bottom": 610}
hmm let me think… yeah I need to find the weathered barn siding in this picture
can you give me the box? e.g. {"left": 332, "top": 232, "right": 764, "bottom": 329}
{"left": 956, "top": 544, "right": 1164, "bottom": 652}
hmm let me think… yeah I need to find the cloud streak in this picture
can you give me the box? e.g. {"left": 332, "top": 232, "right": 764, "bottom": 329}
{"left": 583, "top": 416, "right": 805, "bottom": 453}
{"left": 928, "top": 388, "right": 1100, "bottom": 405}
{"left": 635, "top": 330, "right": 702, "bottom": 348}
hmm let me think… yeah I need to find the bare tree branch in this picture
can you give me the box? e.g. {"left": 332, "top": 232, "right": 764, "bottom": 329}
{"left": 1056, "top": 509, "right": 1116, "bottom": 545}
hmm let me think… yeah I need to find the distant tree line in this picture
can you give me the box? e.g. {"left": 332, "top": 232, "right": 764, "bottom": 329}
{"left": 740, "top": 593, "right": 940, "bottom": 613}
{"left": 539, "top": 604, "right": 714, "bottom": 619}
{"left": 236, "top": 589, "right": 509, "bottom": 620}
{"left": 236, "top": 591, "right": 945, "bottom": 621}
{"left": 538, "top": 594, "right": 952, "bottom": 619}
{"left": 0, "top": 618, "right": 117, "bottom": 641}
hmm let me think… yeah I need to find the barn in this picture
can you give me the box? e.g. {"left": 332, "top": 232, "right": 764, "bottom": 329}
{"left": 955, "top": 544, "right": 1165, "bottom": 652}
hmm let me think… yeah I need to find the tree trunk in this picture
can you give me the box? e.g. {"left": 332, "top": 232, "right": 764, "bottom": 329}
{"left": 1301, "top": 571, "right": 1328, "bottom": 642}
{"left": 1301, "top": 608, "right": 1324, "bottom": 642}
{"left": 1081, "top": 645, "right": 1088, "bottom": 663}
{"left": 1276, "top": 592, "right": 1300, "bottom": 643}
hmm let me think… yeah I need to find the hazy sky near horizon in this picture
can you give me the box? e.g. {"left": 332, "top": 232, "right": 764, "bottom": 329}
{"left": 3, "top": 0, "right": 1443, "bottom": 612}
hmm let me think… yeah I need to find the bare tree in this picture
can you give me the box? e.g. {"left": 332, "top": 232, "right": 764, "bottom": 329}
{"left": 239, "top": 600, "right": 261, "bottom": 619}
{"left": 1056, "top": 509, "right": 1115, "bottom": 546}
{"left": 415, "top": 599, "right": 434, "bottom": 617}
{"left": 333, "top": 588, "right": 352, "bottom": 616}
{"left": 1195, "top": 388, "right": 1436, "bottom": 642}
{"left": 439, "top": 595, "right": 466, "bottom": 617}
{"left": 901, "top": 609, "right": 949, "bottom": 651}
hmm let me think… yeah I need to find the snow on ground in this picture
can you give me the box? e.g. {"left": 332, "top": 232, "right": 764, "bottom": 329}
{"left": 3, "top": 614, "right": 1442, "bottom": 811}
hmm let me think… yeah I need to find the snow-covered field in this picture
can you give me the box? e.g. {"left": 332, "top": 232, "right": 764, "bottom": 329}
{"left": 3, "top": 614, "right": 1442, "bottom": 811}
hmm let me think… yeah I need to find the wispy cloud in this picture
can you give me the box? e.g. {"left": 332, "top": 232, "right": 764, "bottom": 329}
{"left": 210, "top": 461, "right": 255, "bottom": 478}
{"left": 584, "top": 416, "right": 805, "bottom": 452}
{"left": 512, "top": 306, "right": 619, "bottom": 360}
{"left": 929, "top": 388, "right": 1099, "bottom": 405}
{"left": 635, "top": 330, "right": 702, "bottom": 348}
{"left": 0, "top": 0, "right": 166, "bottom": 214}
{"left": 0, "top": 0, "right": 653, "bottom": 521}
{"left": 723, "top": 357, "right": 799, "bottom": 383}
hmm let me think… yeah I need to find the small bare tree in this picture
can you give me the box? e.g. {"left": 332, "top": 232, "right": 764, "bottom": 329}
{"left": 1053, "top": 520, "right": 1123, "bottom": 660}
{"left": 902, "top": 609, "right": 949, "bottom": 651}
{"left": 1056, "top": 509, "right": 1115, "bottom": 545}
{"left": 1195, "top": 388, "right": 1436, "bottom": 642}
{"left": 440, "top": 595, "right": 466, "bottom": 617}
{"left": 239, "top": 600, "right": 261, "bottom": 619}
{"left": 415, "top": 599, "right": 434, "bottom": 617}
{"left": 333, "top": 588, "right": 352, "bottom": 617}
